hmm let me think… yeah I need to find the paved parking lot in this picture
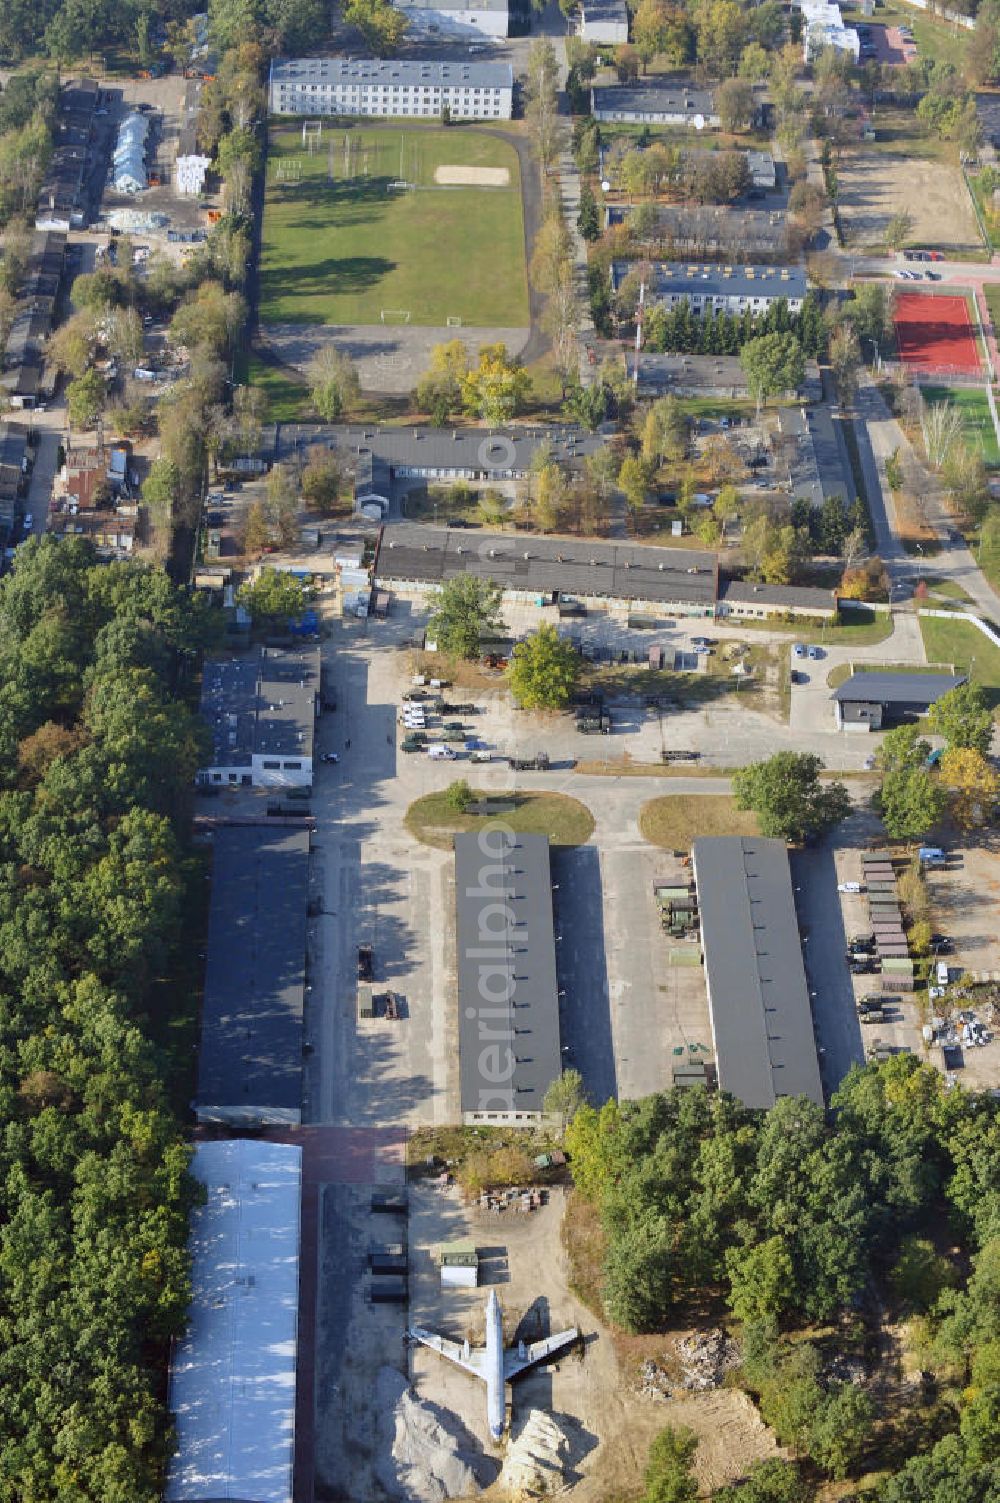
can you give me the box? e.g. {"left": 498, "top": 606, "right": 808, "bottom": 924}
{"left": 795, "top": 820, "right": 927, "bottom": 1097}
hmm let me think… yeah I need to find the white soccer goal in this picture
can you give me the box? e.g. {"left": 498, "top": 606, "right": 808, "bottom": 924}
{"left": 274, "top": 158, "right": 302, "bottom": 184}
{"left": 380, "top": 309, "right": 412, "bottom": 324}
{"left": 446, "top": 316, "right": 463, "bottom": 328}
{"left": 302, "top": 119, "right": 322, "bottom": 153}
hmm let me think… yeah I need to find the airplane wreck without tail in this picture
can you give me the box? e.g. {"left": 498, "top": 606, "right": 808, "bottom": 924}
{"left": 408, "top": 1289, "right": 581, "bottom": 1441}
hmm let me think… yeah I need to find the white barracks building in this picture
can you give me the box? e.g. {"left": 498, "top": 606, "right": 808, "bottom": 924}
{"left": 269, "top": 57, "right": 514, "bottom": 120}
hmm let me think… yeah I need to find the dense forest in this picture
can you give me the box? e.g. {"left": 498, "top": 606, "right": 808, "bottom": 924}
{"left": 0, "top": 539, "right": 216, "bottom": 1501}
{"left": 568, "top": 1060, "right": 1000, "bottom": 1498}
{"left": 0, "top": 0, "right": 332, "bottom": 65}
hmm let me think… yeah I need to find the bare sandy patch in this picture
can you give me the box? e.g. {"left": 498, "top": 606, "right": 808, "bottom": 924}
{"left": 434, "top": 164, "right": 510, "bottom": 186}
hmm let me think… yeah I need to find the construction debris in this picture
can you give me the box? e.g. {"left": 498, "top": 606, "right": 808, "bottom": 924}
{"left": 639, "top": 1359, "right": 672, "bottom": 1400}
{"left": 676, "top": 1329, "right": 740, "bottom": 1391}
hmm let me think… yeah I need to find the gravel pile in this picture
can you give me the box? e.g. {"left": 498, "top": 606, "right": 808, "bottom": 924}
{"left": 374, "top": 1367, "right": 485, "bottom": 1503}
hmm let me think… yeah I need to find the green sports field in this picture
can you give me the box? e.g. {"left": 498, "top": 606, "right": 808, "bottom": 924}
{"left": 920, "top": 383, "right": 1000, "bottom": 467}
{"left": 259, "top": 123, "right": 529, "bottom": 328}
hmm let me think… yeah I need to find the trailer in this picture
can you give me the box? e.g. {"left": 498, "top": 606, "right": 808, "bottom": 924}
{"left": 372, "top": 1189, "right": 408, "bottom": 1215}
{"left": 368, "top": 1275, "right": 408, "bottom": 1303}
{"left": 370, "top": 1245, "right": 408, "bottom": 1275}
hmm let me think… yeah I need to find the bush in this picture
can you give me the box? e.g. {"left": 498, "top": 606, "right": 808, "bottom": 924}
{"left": 444, "top": 778, "right": 473, "bottom": 812}
{"left": 459, "top": 1146, "right": 535, "bottom": 1196}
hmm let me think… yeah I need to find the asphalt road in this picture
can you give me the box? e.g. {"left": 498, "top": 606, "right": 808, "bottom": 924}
{"left": 792, "top": 841, "right": 866, "bottom": 1097}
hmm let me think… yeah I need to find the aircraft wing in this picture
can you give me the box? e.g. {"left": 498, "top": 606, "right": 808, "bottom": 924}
{"left": 408, "top": 1326, "right": 488, "bottom": 1379}
{"left": 503, "top": 1327, "right": 580, "bottom": 1381}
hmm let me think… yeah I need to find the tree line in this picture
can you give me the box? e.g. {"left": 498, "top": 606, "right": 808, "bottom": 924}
{"left": 565, "top": 1057, "right": 1000, "bottom": 1494}
{"left": 0, "top": 538, "right": 219, "bottom": 1501}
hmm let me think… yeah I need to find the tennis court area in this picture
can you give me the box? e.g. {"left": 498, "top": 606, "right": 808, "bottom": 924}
{"left": 894, "top": 291, "right": 982, "bottom": 376}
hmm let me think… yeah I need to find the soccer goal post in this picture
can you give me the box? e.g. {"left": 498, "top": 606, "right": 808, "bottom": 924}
{"left": 446, "top": 316, "right": 462, "bottom": 328}
{"left": 380, "top": 309, "right": 412, "bottom": 324}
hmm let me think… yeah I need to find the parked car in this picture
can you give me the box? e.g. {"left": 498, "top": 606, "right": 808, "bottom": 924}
{"left": 358, "top": 945, "right": 374, "bottom": 982}
{"left": 22, "top": 512, "right": 33, "bottom": 531}
{"left": 807, "top": 645, "right": 823, "bottom": 660}
{"left": 427, "top": 744, "right": 457, "bottom": 759}
{"left": 792, "top": 642, "right": 806, "bottom": 657}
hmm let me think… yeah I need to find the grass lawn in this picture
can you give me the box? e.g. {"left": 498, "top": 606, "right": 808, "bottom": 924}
{"left": 404, "top": 788, "right": 595, "bottom": 850}
{"left": 919, "top": 614, "right": 1000, "bottom": 707}
{"left": 924, "top": 577, "right": 974, "bottom": 603}
{"left": 639, "top": 793, "right": 759, "bottom": 850}
{"left": 244, "top": 351, "right": 313, "bottom": 422}
{"left": 260, "top": 123, "right": 529, "bottom": 328}
{"left": 968, "top": 171, "right": 1000, "bottom": 251}
{"left": 919, "top": 384, "right": 1000, "bottom": 468}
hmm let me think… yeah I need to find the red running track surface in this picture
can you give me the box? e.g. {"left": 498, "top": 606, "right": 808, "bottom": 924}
{"left": 893, "top": 291, "right": 981, "bottom": 375}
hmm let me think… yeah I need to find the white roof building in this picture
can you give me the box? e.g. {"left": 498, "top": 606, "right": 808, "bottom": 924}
{"left": 798, "top": 0, "right": 860, "bottom": 59}
{"left": 166, "top": 1140, "right": 302, "bottom": 1503}
{"left": 176, "top": 152, "right": 211, "bottom": 194}
{"left": 112, "top": 111, "right": 150, "bottom": 194}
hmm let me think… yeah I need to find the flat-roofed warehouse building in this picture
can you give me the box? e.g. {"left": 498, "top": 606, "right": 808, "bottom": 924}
{"left": 196, "top": 825, "right": 310, "bottom": 1126}
{"left": 455, "top": 830, "right": 562, "bottom": 1125}
{"left": 166, "top": 1139, "right": 302, "bottom": 1503}
{"left": 268, "top": 56, "right": 513, "bottom": 119}
{"left": 832, "top": 671, "right": 965, "bottom": 732}
{"left": 198, "top": 644, "right": 319, "bottom": 789}
{"left": 692, "top": 836, "right": 823, "bottom": 1111}
{"left": 374, "top": 522, "right": 718, "bottom": 616}
{"left": 591, "top": 81, "right": 720, "bottom": 127}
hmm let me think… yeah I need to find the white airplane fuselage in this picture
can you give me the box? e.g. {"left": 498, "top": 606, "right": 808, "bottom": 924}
{"left": 483, "top": 1288, "right": 505, "bottom": 1440}
{"left": 408, "top": 1290, "right": 580, "bottom": 1444}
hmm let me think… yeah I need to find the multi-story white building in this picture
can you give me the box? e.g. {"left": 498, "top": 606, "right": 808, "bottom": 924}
{"left": 613, "top": 261, "right": 808, "bottom": 318}
{"left": 396, "top": 0, "right": 508, "bottom": 35}
{"left": 268, "top": 56, "right": 513, "bottom": 119}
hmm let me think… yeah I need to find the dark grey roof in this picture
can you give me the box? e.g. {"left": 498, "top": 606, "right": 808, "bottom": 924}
{"left": 614, "top": 260, "right": 808, "bottom": 304}
{"left": 831, "top": 672, "right": 964, "bottom": 706}
{"left": 693, "top": 836, "right": 823, "bottom": 1110}
{"left": 375, "top": 522, "right": 718, "bottom": 606}
{"left": 197, "top": 825, "right": 309, "bottom": 1116}
{"left": 582, "top": 0, "right": 628, "bottom": 20}
{"left": 592, "top": 82, "right": 716, "bottom": 117}
{"left": 455, "top": 831, "right": 561, "bottom": 1114}
{"left": 275, "top": 422, "right": 606, "bottom": 478}
{"left": 270, "top": 55, "right": 512, "bottom": 89}
{"left": 200, "top": 646, "right": 319, "bottom": 768}
{"left": 718, "top": 578, "right": 838, "bottom": 612}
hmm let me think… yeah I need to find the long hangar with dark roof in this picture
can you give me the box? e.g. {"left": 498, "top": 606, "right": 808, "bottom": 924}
{"left": 375, "top": 522, "right": 719, "bottom": 614}
{"left": 454, "top": 830, "right": 563, "bottom": 1125}
{"left": 692, "top": 835, "right": 823, "bottom": 1111}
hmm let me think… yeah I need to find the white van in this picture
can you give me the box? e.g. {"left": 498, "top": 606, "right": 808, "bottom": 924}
{"left": 936, "top": 961, "right": 950, "bottom": 987}
{"left": 427, "top": 744, "right": 456, "bottom": 760}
